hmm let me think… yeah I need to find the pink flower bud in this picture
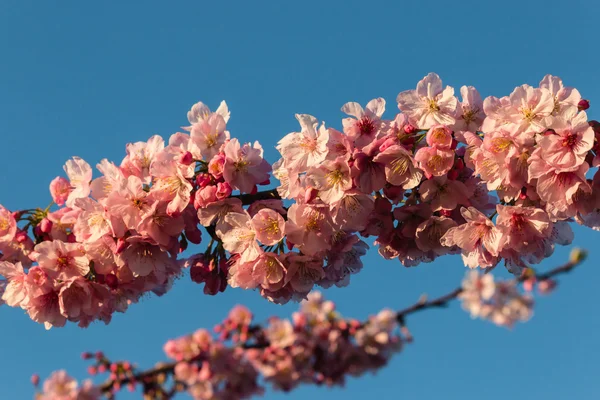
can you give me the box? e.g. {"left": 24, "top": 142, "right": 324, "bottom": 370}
{"left": 87, "top": 366, "right": 97, "bottom": 375}
{"left": 180, "top": 151, "right": 194, "bottom": 165}
{"left": 97, "top": 364, "right": 107, "bottom": 373}
{"left": 537, "top": 279, "right": 557, "bottom": 295}
{"left": 439, "top": 209, "right": 452, "bottom": 217}
{"left": 110, "top": 363, "right": 119, "bottom": 373}
{"left": 30, "top": 374, "right": 40, "bottom": 387}
{"left": 216, "top": 182, "right": 232, "bottom": 199}
{"left": 404, "top": 124, "right": 416, "bottom": 134}
{"left": 196, "top": 173, "right": 212, "bottom": 188}
{"left": 578, "top": 99, "right": 590, "bottom": 111}
{"left": 81, "top": 352, "right": 93, "bottom": 360}
{"left": 39, "top": 218, "right": 53, "bottom": 233}
{"left": 15, "top": 230, "right": 28, "bottom": 243}
{"left": 523, "top": 278, "right": 535, "bottom": 292}
{"left": 49, "top": 176, "right": 71, "bottom": 206}
{"left": 105, "top": 273, "right": 119, "bottom": 290}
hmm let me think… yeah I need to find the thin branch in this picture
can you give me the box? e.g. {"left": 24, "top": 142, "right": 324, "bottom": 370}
{"left": 232, "top": 189, "right": 281, "bottom": 205}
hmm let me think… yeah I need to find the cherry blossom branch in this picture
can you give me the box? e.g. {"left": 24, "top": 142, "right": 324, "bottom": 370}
{"left": 86, "top": 250, "right": 585, "bottom": 398}
{"left": 233, "top": 188, "right": 281, "bottom": 205}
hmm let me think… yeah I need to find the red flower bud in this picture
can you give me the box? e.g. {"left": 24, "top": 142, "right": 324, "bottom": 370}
{"left": 578, "top": 99, "right": 590, "bottom": 111}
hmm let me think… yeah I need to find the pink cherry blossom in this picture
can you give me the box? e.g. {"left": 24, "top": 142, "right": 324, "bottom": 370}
{"left": 285, "top": 204, "right": 333, "bottom": 256}
{"left": 105, "top": 175, "right": 150, "bottom": 230}
{"left": 41, "top": 370, "right": 77, "bottom": 399}
{"left": 35, "top": 240, "right": 89, "bottom": 280}
{"left": 415, "top": 216, "right": 457, "bottom": 256}
{"left": 0, "top": 261, "right": 27, "bottom": 307}
{"left": 251, "top": 252, "right": 287, "bottom": 291}
{"left": 496, "top": 205, "right": 551, "bottom": 253}
{"left": 276, "top": 114, "right": 329, "bottom": 172}
{"left": 216, "top": 211, "right": 262, "bottom": 263}
{"left": 373, "top": 145, "right": 423, "bottom": 189}
{"left": 121, "top": 135, "right": 165, "bottom": 184}
{"left": 425, "top": 125, "right": 453, "bottom": 149}
{"left": 187, "top": 100, "right": 230, "bottom": 124}
{"left": 539, "top": 74, "right": 581, "bottom": 117}
{"left": 414, "top": 146, "right": 454, "bottom": 177}
{"left": 150, "top": 159, "right": 194, "bottom": 216}
{"left": 534, "top": 109, "right": 594, "bottom": 172}
{"left": 305, "top": 158, "right": 352, "bottom": 203}
{"left": 396, "top": 73, "right": 458, "bottom": 129}
{"left": 283, "top": 253, "right": 324, "bottom": 294}
{"left": 223, "top": 139, "right": 271, "bottom": 194}
{"left": 251, "top": 209, "right": 285, "bottom": 246}
{"left": 49, "top": 176, "right": 72, "bottom": 206}
{"left": 453, "top": 86, "right": 485, "bottom": 133}
{"left": 419, "top": 176, "right": 472, "bottom": 211}
{"left": 330, "top": 190, "right": 374, "bottom": 232}
{"left": 0, "top": 205, "right": 16, "bottom": 244}
{"left": 64, "top": 157, "right": 93, "bottom": 208}
{"left": 89, "top": 159, "right": 126, "bottom": 201}
{"left": 341, "top": 98, "right": 386, "bottom": 148}
{"left": 190, "top": 114, "right": 230, "bottom": 160}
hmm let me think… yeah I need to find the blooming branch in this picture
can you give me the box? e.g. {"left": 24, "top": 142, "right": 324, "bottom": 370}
{"left": 32, "top": 250, "right": 586, "bottom": 399}
{"left": 1, "top": 73, "right": 599, "bottom": 331}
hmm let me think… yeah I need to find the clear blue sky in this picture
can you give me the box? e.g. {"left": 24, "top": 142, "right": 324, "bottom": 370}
{"left": 1, "top": 1, "right": 599, "bottom": 399}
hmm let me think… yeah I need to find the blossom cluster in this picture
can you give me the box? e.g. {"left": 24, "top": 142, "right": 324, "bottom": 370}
{"left": 34, "top": 292, "right": 403, "bottom": 399}
{"left": 33, "top": 255, "right": 580, "bottom": 400}
{"left": 1, "top": 73, "right": 599, "bottom": 329}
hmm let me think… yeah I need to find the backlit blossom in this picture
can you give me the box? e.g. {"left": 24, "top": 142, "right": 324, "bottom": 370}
{"left": 414, "top": 146, "right": 454, "bottom": 177}
{"left": 35, "top": 240, "right": 89, "bottom": 280}
{"left": 251, "top": 209, "right": 285, "bottom": 246}
{"left": 276, "top": 114, "right": 329, "bottom": 172}
{"left": 341, "top": 98, "right": 386, "bottom": 148}
{"left": 64, "top": 157, "right": 93, "bottom": 208}
{"left": 373, "top": 145, "right": 423, "bottom": 189}
{"left": 305, "top": 158, "right": 352, "bottom": 203}
{"left": 49, "top": 177, "right": 72, "bottom": 206}
{"left": 190, "top": 114, "right": 230, "bottom": 160}
{"left": 396, "top": 73, "right": 458, "bottom": 129}
{"left": 217, "top": 212, "right": 262, "bottom": 263}
{"left": 223, "top": 139, "right": 271, "bottom": 194}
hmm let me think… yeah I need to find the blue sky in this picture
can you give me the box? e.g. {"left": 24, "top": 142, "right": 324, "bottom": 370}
{"left": 1, "top": 1, "right": 599, "bottom": 399}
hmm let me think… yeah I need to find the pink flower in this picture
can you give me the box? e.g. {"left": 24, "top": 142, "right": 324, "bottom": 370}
{"left": 75, "top": 380, "right": 101, "bottom": 400}
{"left": 419, "top": 176, "right": 472, "bottom": 211}
{"left": 190, "top": 114, "right": 230, "bottom": 160}
{"left": 216, "top": 211, "right": 262, "bottom": 263}
{"left": 35, "top": 240, "right": 89, "bottom": 280}
{"left": 534, "top": 109, "right": 594, "bottom": 172}
{"left": 73, "top": 198, "right": 122, "bottom": 243}
{"left": 396, "top": 73, "right": 458, "bottom": 129}
{"left": 105, "top": 175, "right": 150, "bottom": 230}
{"left": 64, "top": 157, "right": 93, "bottom": 208}
{"left": 187, "top": 100, "right": 230, "bottom": 124}
{"left": 197, "top": 198, "right": 244, "bottom": 226}
{"left": 283, "top": 253, "right": 324, "bottom": 294}
{"left": 137, "top": 201, "right": 185, "bottom": 248}
{"left": 285, "top": 204, "right": 333, "bottom": 256}
{"left": 425, "top": 125, "right": 453, "bottom": 149}
{"left": 341, "top": 98, "right": 386, "bottom": 148}
{"left": 208, "top": 152, "right": 226, "bottom": 179}
{"left": 0, "top": 261, "right": 27, "bottom": 307}
{"left": 83, "top": 236, "right": 120, "bottom": 274}
{"left": 49, "top": 177, "right": 72, "bottom": 206}
{"left": 539, "top": 74, "right": 581, "bottom": 117}
{"left": 325, "top": 128, "right": 354, "bottom": 161}
{"left": 58, "top": 277, "right": 94, "bottom": 320}
{"left": 215, "top": 182, "right": 232, "bottom": 200}
{"left": 265, "top": 318, "right": 296, "bottom": 348}
{"left": 415, "top": 216, "right": 457, "bottom": 256}
{"left": 531, "top": 162, "right": 591, "bottom": 216}
{"left": 150, "top": 159, "right": 194, "bottom": 216}
{"left": 120, "top": 236, "right": 174, "bottom": 279}
{"left": 41, "top": 370, "right": 77, "bottom": 399}
{"left": 223, "top": 139, "right": 271, "bottom": 194}
{"left": 305, "top": 158, "right": 352, "bottom": 203}
{"left": 330, "top": 190, "right": 375, "bottom": 232}
{"left": 414, "top": 146, "right": 454, "bottom": 177}
{"left": 453, "top": 86, "right": 485, "bottom": 133}
{"left": 89, "top": 159, "right": 126, "bottom": 201}
{"left": 251, "top": 209, "right": 285, "bottom": 246}
{"left": 120, "top": 135, "right": 165, "bottom": 184}
{"left": 486, "top": 85, "right": 555, "bottom": 134}
{"left": 495, "top": 205, "right": 551, "bottom": 253}
{"left": 441, "top": 206, "right": 502, "bottom": 261}
{"left": 251, "top": 253, "right": 287, "bottom": 291}
{"left": 0, "top": 205, "right": 17, "bottom": 244}
{"left": 28, "top": 290, "right": 67, "bottom": 329}
{"left": 373, "top": 145, "right": 423, "bottom": 189}
{"left": 351, "top": 152, "right": 387, "bottom": 193}
{"left": 276, "top": 114, "right": 329, "bottom": 173}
